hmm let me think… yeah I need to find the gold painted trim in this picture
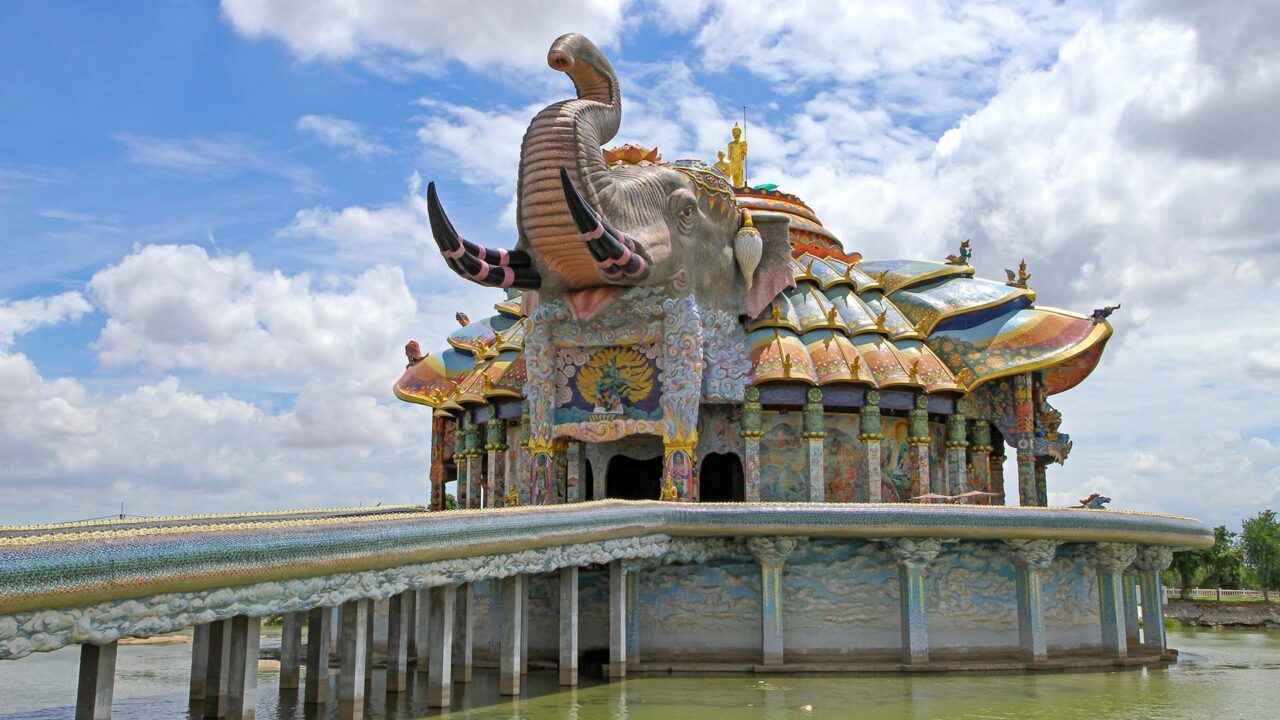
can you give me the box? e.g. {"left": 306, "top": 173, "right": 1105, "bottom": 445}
{"left": 964, "top": 320, "right": 1113, "bottom": 393}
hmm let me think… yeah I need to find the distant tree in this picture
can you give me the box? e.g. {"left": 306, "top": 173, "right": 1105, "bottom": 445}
{"left": 444, "top": 493, "right": 458, "bottom": 511}
{"left": 1168, "top": 548, "right": 1204, "bottom": 598}
{"left": 1203, "top": 526, "right": 1244, "bottom": 590}
{"left": 1241, "top": 510, "right": 1280, "bottom": 601}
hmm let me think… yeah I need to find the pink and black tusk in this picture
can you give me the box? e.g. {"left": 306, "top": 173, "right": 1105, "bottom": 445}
{"left": 427, "top": 182, "right": 541, "bottom": 289}
{"left": 559, "top": 167, "right": 649, "bottom": 281}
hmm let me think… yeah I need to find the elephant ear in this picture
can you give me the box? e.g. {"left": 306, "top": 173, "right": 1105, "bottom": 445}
{"left": 743, "top": 213, "right": 795, "bottom": 318}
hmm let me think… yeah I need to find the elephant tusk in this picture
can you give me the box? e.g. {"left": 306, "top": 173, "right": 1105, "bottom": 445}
{"left": 427, "top": 182, "right": 541, "bottom": 290}
{"left": 559, "top": 167, "right": 650, "bottom": 282}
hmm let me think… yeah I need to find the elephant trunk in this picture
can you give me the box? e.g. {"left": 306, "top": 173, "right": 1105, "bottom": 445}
{"left": 517, "top": 33, "right": 621, "bottom": 290}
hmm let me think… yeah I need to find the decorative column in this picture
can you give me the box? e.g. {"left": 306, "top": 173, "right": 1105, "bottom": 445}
{"left": 465, "top": 422, "right": 483, "bottom": 509}
{"left": 1092, "top": 543, "right": 1138, "bottom": 658}
{"left": 566, "top": 441, "right": 585, "bottom": 502}
{"left": 1003, "top": 539, "right": 1059, "bottom": 662}
{"left": 453, "top": 421, "right": 468, "bottom": 509}
{"left": 740, "top": 387, "right": 763, "bottom": 502}
{"left": 945, "top": 410, "right": 968, "bottom": 496}
{"left": 426, "top": 586, "right": 456, "bottom": 708}
{"left": 990, "top": 447, "right": 1007, "bottom": 505}
{"left": 303, "top": 607, "right": 332, "bottom": 705}
{"left": 968, "top": 421, "right": 992, "bottom": 505}
{"left": 430, "top": 414, "right": 447, "bottom": 511}
{"left": 227, "top": 615, "right": 261, "bottom": 720}
{"left": 503, "top": 425, "right": 519, "bottom": 507}
{"left": 76, "top": 642, "right": 117, "bottom": 720}
{"left": 338, "top": 600, "right": 369, "bottom": 711}
{"left": 485, "top": 418, "right": 506, "bottom": 508}
{"left": 500, "top": 574, "right": 525, "bottom": 695}
{"left": 559, "top": 566, "right": 579, "bottom": 686}
{"left": 747, "top": 537, "right": 800, "bottom": 665}
{"left": 387, "top": 591, "right": 411, "bottom": 693}
{"left": 608, "top": 560, "right": 627, "bottom": 678}
{"left": 1134, "top": 546, "right": 1174, "bottom": 653}
{"left": 1034, "top": 458, "right": 1049, "bottom": 507}
{"left": 279, "top": 612, "right": 301, "bottom": 691}
{"left": 518, "top": 401, "right": 532, "bottom": 504}
{"left": 454, "top": 583, "right": 474, "bottom": 682}
{"left": 858, "top": 390, "right": 883, "bottom": 503}
{"left": 885, "top": 538, "right": 943, "bottom": 666}
{"left": 1014, "top": 373, "right": 1036, "bottom": 506}
{"left": 530, "top": 439, "right": 557, "bottom": 506}
{"left": 662, "top": 431, "right": 699, "bottom": 502}
{"left": 802, "top": 388, "right": 826, "bottom": 503}
{"left": 907, "top": 396, "right": 932, "bottom": 498}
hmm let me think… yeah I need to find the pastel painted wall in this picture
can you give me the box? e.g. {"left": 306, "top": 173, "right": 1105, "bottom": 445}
{"left": 758, "top": 413, "right": 807, "bottom": 502}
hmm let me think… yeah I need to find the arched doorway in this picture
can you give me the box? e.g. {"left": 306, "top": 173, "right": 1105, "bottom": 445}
{"left": 699, "top": 452, "right": 744, "bottom": 502}
{"left": 606, "top": 455, "right": 662, "bottom": 500}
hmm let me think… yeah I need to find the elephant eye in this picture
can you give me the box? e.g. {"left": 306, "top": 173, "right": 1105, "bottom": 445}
{"left": 681, "top": 204, "right": 695, "bottom": 218}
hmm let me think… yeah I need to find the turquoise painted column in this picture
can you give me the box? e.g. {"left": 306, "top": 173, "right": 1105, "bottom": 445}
{"left": 747, "top": 537, "right": 800, "bottom": 665}
{"left": 885, "top": 538, "right": 943, "bottom": 666}
{"left": 802, "top": 388, "right": 826, "bottom": 503}
{"left": 908, "top": 396, "right": 932, "bottom": 498}
{"left": 1092, "top": 543, "right": 1137, "bottom": 658}
{"left": 945, "top": 410, "right": 969, "bottom": 496}
{"left": 1135, "top": 546, "right": 1174, "bottom": 653}
{"left": 1003, "top": 539, "right": 1059, "bottom": 662}
{"left": 1122, "top": 570, "right": 1141, "bottom": 649}
{"left": 858, "top": 391, "right": 883, "bottom": 503}
{"left": 741, "top": 387, "right": 763, "bottom": 502}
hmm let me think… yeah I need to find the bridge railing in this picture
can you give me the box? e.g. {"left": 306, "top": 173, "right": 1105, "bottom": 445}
{"left": 1176, "top": 588, "right": 1274, "bottom": 601}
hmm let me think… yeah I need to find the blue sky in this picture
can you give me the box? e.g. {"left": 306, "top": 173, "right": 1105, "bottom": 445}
{"left": 1, "top": 1, "right": 1277, "bottom": 527}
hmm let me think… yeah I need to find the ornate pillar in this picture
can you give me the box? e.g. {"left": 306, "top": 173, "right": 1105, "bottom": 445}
{"left": 465, "top": 422, "right": 483, "bottom": 508}
{"left": 1034, "top": 458, "right": 1049, "bottom": 507}
{"left": 1135, "top": 546, "right": 1174, "bottom": 653}
{"left": 1014, "top": 373, "right": 1036, "bottom": 506}
{"left": 503, "top": 425, "right": 518, "bottom": 507}
{"left": 530, "top": 440, "right": 557, "bottom": 506}
{"left": 859, "top": 390, "right": 883, "bottom": 503}
{"left": 661, "top": 432, "right": 698, "bottom": 502}
{"left": 1003, "top": 539, "right": 1059, "bottom": 662}
{"left": 945, "top": 410, "right": 968, "bottom": 497}
{"left": 1092, "top": 543, "right": 1138, "bottom": 658}
{"left": 485, "top": 418, "right": 506, "bottom": 509}
{"left": 908, "top": 396, "right": 932, "bottom": 498}
{"left": 566, "top": 441, "right": 585, "bottom": 502}
{"left": 518, "top": 402, "right": 532, "bottom": 504}
{"left": 748, "top": 537, "right": 800, "bottom": 665}
{"left": 802, "top": 388, "right": 826, "bottom": 503}
{"left": 990, "top": 447, "right": 1007, "bottom": 505}
{"left": 76, "top": 642, "right": 117, "bottom": 720}
{"left": 968, "top": 421, "right": 992, "bottom": 505}
{"left": 885, "top": 538, "right": 943, "bottom": 666}
{"left": 740, "top": 386, "right": 763, "bottom": 502}
{"left": 429, "top": 414, "right": 447, "bottom": 511}
{"left": 453, "top": 420, "right": 468, "bottom": 509}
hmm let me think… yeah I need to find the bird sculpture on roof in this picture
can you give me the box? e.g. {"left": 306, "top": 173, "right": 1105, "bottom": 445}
{"left": 945, "top": 239, "right": 972, "bottom": 266}
{"left": 404, "top": 340, "right": 427, "bottom": 367}
{"left": 455, "top": 312, "right": 470, "bottom": 327}
{"left": 1077, "top": 493, "right": 1111, "bottom": 510}
{"left": 1005, "top": 260, "right": 1031, "bottom": 288}
{"left": 1090, "top": 304, "right": 1121, "bottom": 324}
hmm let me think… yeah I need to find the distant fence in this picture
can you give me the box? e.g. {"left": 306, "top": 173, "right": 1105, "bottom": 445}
{"left": 1176, "top": 588, "right": 1275, "bottom": 601}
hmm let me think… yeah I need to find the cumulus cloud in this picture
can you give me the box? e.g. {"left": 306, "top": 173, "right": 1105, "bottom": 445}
{"left": 296, "top": 114, "right": 390, "bottom": 159}
{"left": 0, "top": 292, "right": 92, "bottom": 348}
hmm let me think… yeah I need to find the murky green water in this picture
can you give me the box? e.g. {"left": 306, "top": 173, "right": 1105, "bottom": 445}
{"left": 2, "top": 628, "right": 1277, "bottom": 719}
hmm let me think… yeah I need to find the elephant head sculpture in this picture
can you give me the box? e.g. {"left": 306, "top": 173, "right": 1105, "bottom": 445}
{"left": 428, "top": 33, "right": 794, "bottom": 320}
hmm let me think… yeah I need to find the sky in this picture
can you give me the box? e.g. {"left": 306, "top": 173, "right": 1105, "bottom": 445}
{"left": 0, "top": 1, "right": 1277, "bottom": 528}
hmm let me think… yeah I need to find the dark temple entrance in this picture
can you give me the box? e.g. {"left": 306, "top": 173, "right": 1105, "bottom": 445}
{"left": 605, "top": 455, "right": 662, "bottom": 500}
{"left": 699, "top": 452, "right": 745, "bottom": 502}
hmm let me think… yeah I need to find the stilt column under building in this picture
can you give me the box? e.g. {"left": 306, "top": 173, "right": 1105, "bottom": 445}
{"left": 279, "top": 612, "right": 301, "bottom": 691}
{"left": 1135, "top": 546, "right": 1174, "bottom": 652}
{"left": 1092, "top": 543, "right": 1137, "bottom": 658}
{"left": 1003, "top": 539, "right": 1058, "bottom": 662}
{"left": 559, "top": 566, "right": 579, "bottom": 685}
{"left": 76, "top": 641, "right": 117, "bottom": 720}
{"left": 426, "top": 586, "right": 455, "bottom": 708}
{"left": 304, "top": 606, "right": 333, "bottom": 705}
{"left": 608, "top": 561, "right": 627, "bottom": 678}
{"left": 885, "top": 538, "right": 943, "bottom": 666}
{"left": 387, "top": 591, "right": 411, "bottom": 692}
{"left": 190, "top": 623, "right": 210, "bottom": 704}
{"left": 204, "top": 618, "right": 233, "bottom": 718}
{"left": 337, "top": 600, "right": 369, "bottom": 711}
{"left": 454, "top": 583, "right": 474, "bottom": 682}
{"left": 227, "top": 615, "right": 261, "bottom": 720}
{"left": 500, "top": 574, "right": 525, "bottom": 695}
{"left": 748, "top": 537, "right": 799, "bottom": 665}
{"left": 1122, "top": 570, "right": 1142, "bottom": 649}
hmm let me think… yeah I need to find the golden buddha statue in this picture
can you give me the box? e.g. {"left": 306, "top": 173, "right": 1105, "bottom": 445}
{"left": 713, "top": 150, "right": 732, "bottom": 180}
{"left": 727, "top": 122, "right": 748, "bottom": 187}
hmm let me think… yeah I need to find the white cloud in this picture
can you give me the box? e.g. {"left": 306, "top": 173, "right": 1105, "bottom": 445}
{"left": 220, "top": 0, "right": 627, "bottom": 76}
{"left": 0, "top": 292, "right": 92, "bottom": 348}
{"left": 296, "top": 114, "right": 390, "bottom": 159}
{"left": 415, "top": 99, "right": 541, "bottom": 194}
{"left": 116, "top": 133, "right": 319, "bottom": 191}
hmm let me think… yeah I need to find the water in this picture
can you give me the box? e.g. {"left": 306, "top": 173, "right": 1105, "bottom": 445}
{"left": 2, "top": 628, "right": 1277, "bottom": 719}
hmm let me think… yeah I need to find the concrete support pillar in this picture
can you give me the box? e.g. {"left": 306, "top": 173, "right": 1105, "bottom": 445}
{"left": 1014, "top": 373, "right": 1036, "bottom": 506}
{"left": 387, "top": 591, "right": 411, "bottom": 693}
{"left": 227, "top": 615, "right": 261, "bottom": 720}
{"left": 741, "top": 387, "right": 763, "bottom": 501}
{"left": 426, "top": 586, "right": 455, "bottom": 708}
{"left": 802, "top": 388, "right": 826, "bottom": 503}
{"left": 885, "top": 538, "right": 943, "bottom": 666}
{"left": 908, "top": 396, "right": 932, "bottom": 498}
{"left": 1122, "top": 570, "right": 1142, "bottom": 649}
{"left": 990, "top": 450, "right": 1007, "bottom": 505}
{"left": 338, "top": 600, "right": 369, "bottom": 711}
{"left": 1003, "top": 539, "right": 1059, "bottom": 663}
{"left": 364, "top": 599, "right": 385, "bottom": 680}
{"left": 1135, "top": 546, "right": 1174, "bottom": 653}
{"left": 625, "top": 568, "right": 641, "bottom": 665}
{"left": 608, "top": 561, "right": 627, "bottom": 678}
{"left": 559, "top": 566, "right": 579, "bottom": 685}
{"left": 204, "top": 619, "right": 233, "bottom": 718}
{"left": 500, "top": 574, "right": 525, "bottom": 695}
{"left": 1092, "top": 543, "right": 1138, "bottom": 658}
{"left": 748, "top": 537, "right": 800, "bottom": 665}
{"left": 304, "top": 606, "right": 333, "bottom": 705}
{"left": 945, "top": 412, "right": 968, "bottom": 496}
{"left": 662, "top": 433, "right": 698, "bottom": 502}
{"left": 566, "top": 441, "right": 585, "bottom": 502}
{"left": 279, "top": 612, "right": 301, "bottom": 691}
{"left": 413, "top": 589, "right": 430, "bottom": 673}
{"left": 190, "top": 623, "right": 210, "bottom": 704}
{"left": 454, "top": 583, "right": 473, "bottom": 683}
{"left": 76, "top": 642, "right": 117, "bottom": 720}
{"left": 968, "top": 421, "right": 992, "bottom": 504}
{"left": 858, "top": 391, "right": 883, "bottom": 503}
{"left": 520, "top": 585, "right": 529, "bottom": 675}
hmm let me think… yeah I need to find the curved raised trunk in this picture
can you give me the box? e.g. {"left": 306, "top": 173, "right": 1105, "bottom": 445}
{"left": 516, "top": 33, "right": 621, "bottom": 291}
